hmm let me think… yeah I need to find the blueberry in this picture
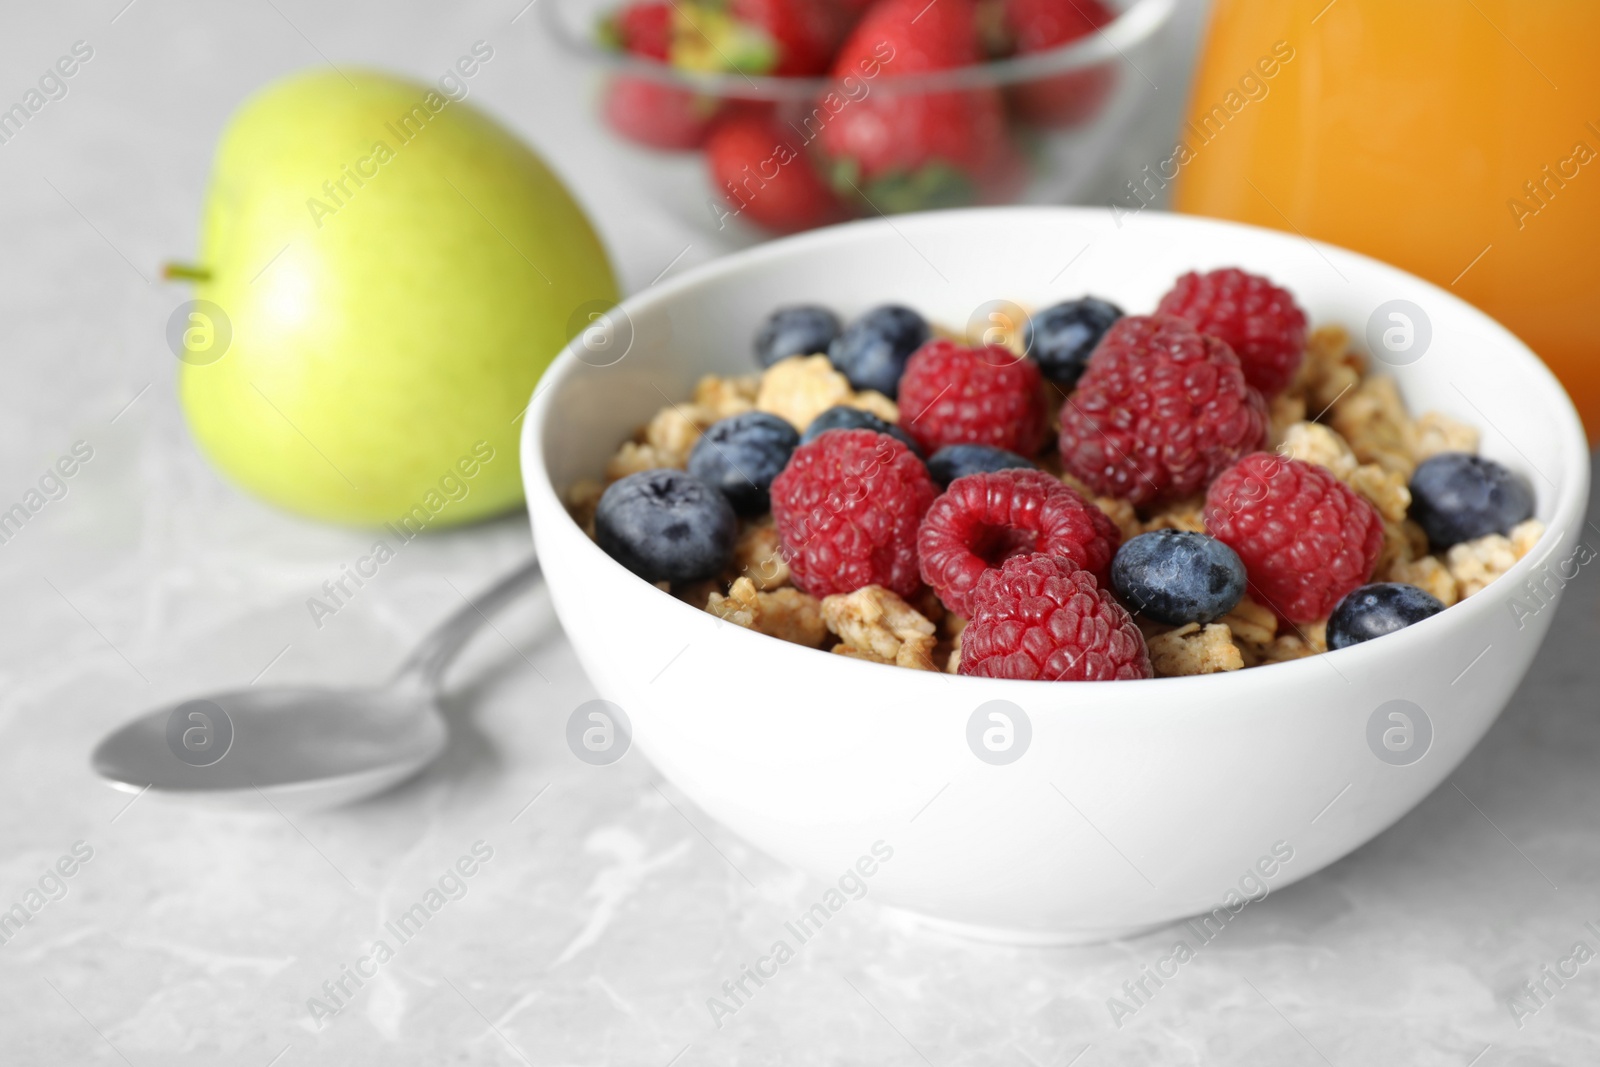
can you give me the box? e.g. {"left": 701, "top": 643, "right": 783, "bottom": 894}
{"left": 1408, "top": 452, "right": 1534, "bottom": 549}
{"left": 687, "top": 411, "right": 799, "bottom": 515}
{"left": 754, "top": 305, "right": 840, "bottom": 368}
{"left": 926, "top": 444, "right": 1035, "bottom": 487}
{"left": 800, "top": 405, "right": 921, "bottom": 456}
{"left": 828, "top": 305, "right": 929, "bottom": 397}
{"left": 1024, "top": 297, "right": 1123, "bottom": 389}
{"left": 595, "top": 469, "right": 737, "bottom": 583}
{"left": 1327, "top": 582, "right": 1445, "bottom": 650}
{"left": 1111, "top": 530, "right": 1247, "bottom": 625}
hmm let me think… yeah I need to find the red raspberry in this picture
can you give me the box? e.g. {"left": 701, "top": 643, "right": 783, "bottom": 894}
{"left": 1204, "top": 452, "right": 1384, "bottom": 624}
{"left": 918, "top": 469, "right": 1120, "bottom": 618}
{"left": 770, "top": 429, "right": 937, "bottom": 598}
{"left": 1156, "top": 268, "right": 1308, "bottom": 399}
{"left": 959, "top": 554, "right": 1151, "bottom": 681}
{"left": 1058, "top": 315, "right": 1266, "bottom": 508}
{"left": 898, "top": 339, "right": 1049, "bottom": 456}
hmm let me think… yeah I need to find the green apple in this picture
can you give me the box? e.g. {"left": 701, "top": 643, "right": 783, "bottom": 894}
{"left": 177, "top": 68, "right": 618, "bottom": 527}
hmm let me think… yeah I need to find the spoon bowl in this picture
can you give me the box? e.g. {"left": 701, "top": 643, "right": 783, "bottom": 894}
{"left": 91, "top": 684, "right": 448, "bottom": 811}
{"left": 90, "top": 558, "right": 543, "bottom": 810}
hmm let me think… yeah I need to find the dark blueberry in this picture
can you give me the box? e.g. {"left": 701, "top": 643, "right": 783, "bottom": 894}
{"left": 828, "top": 305, "right": 929, "bottom": 397}
{"left": 800, "top": 405, "right": 921, "bottom": 456}
{"left": 1023, "top": 297, "right": 1123, "bottom": 389}
{"left": 1111, "top": 530, "right": 1247, "bottom": 626}
{"left": 754, "top": 305, "right": 841, "bottom": 368}
{"left": 1408, "top": 452, "right": 1535, "bottom": 549}
{"left": 687, "top": 411, "right": 799, "bottom": 515}
{"left": 595, "top": 469, "right": 737, "bottom": 583}
{"left": 1327, "top": 582, "right": 1446, "bottom": 650}
{"left": 926, "top": 444, "right": 1036, "bottom": 488}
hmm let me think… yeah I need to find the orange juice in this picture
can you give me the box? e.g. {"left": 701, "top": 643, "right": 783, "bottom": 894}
{"left": 1172, "top": 0, "right": 1600, "bottom": 439}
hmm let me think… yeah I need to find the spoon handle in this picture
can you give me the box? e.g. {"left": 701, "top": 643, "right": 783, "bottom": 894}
{"left": 391, "top": 556, "right": 545, "bottom": 691}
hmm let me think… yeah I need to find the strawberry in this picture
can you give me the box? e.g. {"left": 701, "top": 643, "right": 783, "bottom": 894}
{"left": 1003, "top": 0, "right": 1117, "bottom": 127}
{"left": 602, "top": 76, "right": 721, "bottom": 151}
{"left": 707, "top": 110, "right": 847, "bottom": 233}
{"left": 1008, "top": 0, "right": 1115, "bottom": 53}
{"left": 671, "top": 0, "right": 848, "bottom": 77}
{"left": 818, "top": 0, "right": 1017, "bottom": 213}
{"left": 733, "top": 0, "right": 849, "bottom": 75}
{"left": 600, "top": 1, "right": 674, "bottom": 59}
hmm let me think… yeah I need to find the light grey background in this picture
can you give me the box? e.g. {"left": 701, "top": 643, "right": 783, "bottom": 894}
{"left": 1, "top": 2, "right": 1596, "bottom": 1065}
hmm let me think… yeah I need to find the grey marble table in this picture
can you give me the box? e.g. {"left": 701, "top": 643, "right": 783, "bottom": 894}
{"left": 2, "top": 2, "right": 1596, "bottom": 1065}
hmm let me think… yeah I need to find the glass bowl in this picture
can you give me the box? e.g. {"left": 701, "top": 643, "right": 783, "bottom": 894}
{"left": 541, "top": 0, "right": 1176, "bottom": 245}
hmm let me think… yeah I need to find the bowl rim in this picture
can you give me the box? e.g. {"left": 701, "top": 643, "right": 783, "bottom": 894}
{"left": 539, "top": 0, "right": 1176, "bottom": 99}
{"left": 521, "top": 205, "right": 1592, "bottom": 694}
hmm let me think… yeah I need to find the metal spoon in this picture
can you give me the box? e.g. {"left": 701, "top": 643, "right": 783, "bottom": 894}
{"left": 91, "top": 557, "right": 544, "bottom": 810}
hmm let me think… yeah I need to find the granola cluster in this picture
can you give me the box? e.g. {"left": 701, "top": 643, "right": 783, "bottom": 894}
{"left": 754, "top": 354, "right": 899, "bottom": 431}
{"left": 570, "top": 318, "right": 1541, "bottom": 679}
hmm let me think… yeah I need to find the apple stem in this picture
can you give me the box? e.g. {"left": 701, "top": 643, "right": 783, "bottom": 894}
{"left": 162, "top": 262, "right": 212, "bottom": 283}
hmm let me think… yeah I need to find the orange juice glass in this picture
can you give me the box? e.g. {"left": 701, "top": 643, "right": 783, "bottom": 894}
{"left": 1172, "top": 0, "right": 1600, "bottom": 439}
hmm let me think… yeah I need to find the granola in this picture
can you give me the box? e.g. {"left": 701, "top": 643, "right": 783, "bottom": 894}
{"left": 1148, "top": 623, "right": 1244, "bottom": 676}
{"left": 1382, "top": 554, "right": 1459, "bottom": 607}
{"left": 566, "top": 478, "right": 603, "bottom": 537}
{"left": 1410, "top": 410, "right": 1480, "bottom": 463}
{"left": 1279, "top": 421, "right": 1358, "bottom": 478}
{"left": 1140, "top": 496, "right": 1207, "bottom": 535}
{"left": 1447, "top": 519, "right": 1545, "bottom": 598}
{"left": 821, "top": 585, "right": 938, "bottom": 670}
{"left": 604, "top": 440, "right": 679, "bottom": 481}
{"left": 755, "top": 354, "right": 898, "bottom": 431}
{"left": 1267, "top": 392, "right": 1308, "bottom": 448}
{"left": 1372, "top": 517, "right": 1418, "bottom": 582}
{"left": 1279, "top": 420, "right": 1411, "bottom": 538}
{"left": 644, "top": 403, "right": 714, "bottom": 468}
{"left": 1290, "top": 324, "right": 1364, "bottom": 417}
{"left": 732, "top": 518, "right": 790, "bottom": 590}
{"left": 707, "top": 577, "right": 828, "bottom": 647}
{"left": 693, "top": 373, "right": 760, "bottom": 419}
{"left": 1331, "top": 375, "right": 1415, "bottom": 476}
{"left": 943, "top": 628, "right": 963, "bottom": 674}
{"left": 1254, "top": 625, "right": 1327, "bottom": 665}
{"left": 1094, "top": 494, "right": 1142, "bottom": 541}
{"left": 1347, "top": 463, "right": 1412, "bottom": 524}
{"left": 1062, "top": 471, "right": 1145, "bottom": 538}
{"left": 1220, "top": 597, "right": 1277, "bottom": 648}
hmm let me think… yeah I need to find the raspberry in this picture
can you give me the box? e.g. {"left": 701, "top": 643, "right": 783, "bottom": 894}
{"left": 898, "top": 339, "right": 1049, "bottom": 456}
{"left": 1058, "top": 315, "right": 1267, "bottom": 508}
{"left": 770, "top": 429, "right": 937, "bottom": 598}
{"left": 959, "top": 554, "right": 1151, "bottom": 681}
{"left": 1156, "top": 268, "right": 1308, "bottom": 399}
{"left": 918, "top": 469, "right": 1120, "bottom": 618}
{"left": 1204, "top": 452, "right": 1384, "bottom": 624}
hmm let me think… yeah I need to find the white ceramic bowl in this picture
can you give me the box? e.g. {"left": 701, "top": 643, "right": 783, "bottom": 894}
{"left": 521, "top": 207, "right": 1589, "bottom": 944}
